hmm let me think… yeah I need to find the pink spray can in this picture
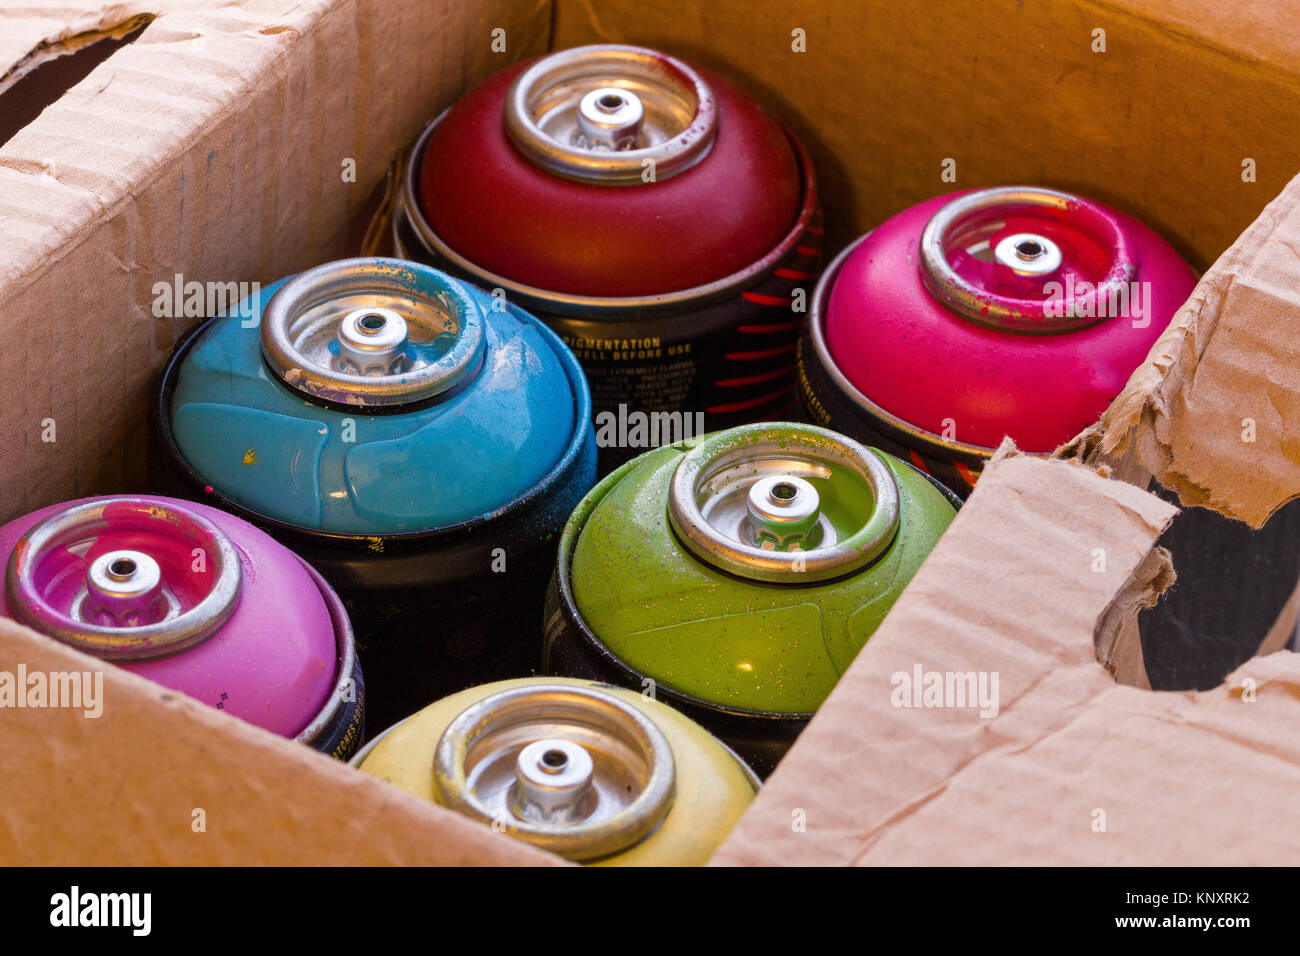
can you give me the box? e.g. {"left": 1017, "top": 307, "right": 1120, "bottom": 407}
{"left": 0, "top": 496, "right": 363, "bottom": 758}
{"left": 796, "top": 185, "right": 1196, "bottom": 493}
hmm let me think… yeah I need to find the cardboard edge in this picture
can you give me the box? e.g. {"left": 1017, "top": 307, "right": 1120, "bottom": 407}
{"left": 0, "top": 615, "right": 566, "bottom": 866}
{"left": 0, "top": 11, "right": 157, "bottom": 95}
{"left": 1093, "top": 545, "right": 1174, "bottom": 690}
{"left": 1072, "top": 170, "right": 1300, "bottom": 528}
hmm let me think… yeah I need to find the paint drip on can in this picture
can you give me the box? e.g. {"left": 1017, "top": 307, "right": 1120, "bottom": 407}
{"left": 152, "top": 257, "right": 597, "bottom": 731}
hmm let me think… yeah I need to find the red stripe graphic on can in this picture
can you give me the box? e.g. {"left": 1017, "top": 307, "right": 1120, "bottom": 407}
{"left": 909, "top": 450, "right": 931, "bottom": 475}
{"left": 796, "top": 245, "right": 821, "bottom": 257}
{"left": 716, "top": 365, "right": 796, "bottom": 387}
{"left": 725, "top": 344, "right": 797, "bottom": 361}
{"left": 774, "top": 267, "right": 816, "bottom": 279}
{"left": 706, "top": 386, "right": 794, "bottom": 414}
{"left": 955, "top": 461, "right": 978, "bottom": 487}
{"left": 737, "top": 320, "right": 802, "bottom": 333}
{"left": 741, "top": 291, "right": 795, "bottom": 307}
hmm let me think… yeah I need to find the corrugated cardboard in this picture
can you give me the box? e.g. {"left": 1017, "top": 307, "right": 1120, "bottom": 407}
{"left": 0, "top": 0, "right": 550, "bottom": 520}
{"left": 0, "top": 615, "right": 564, "bottom": 865}
{"left": 0, "top": 8, "right": 153, "bottom": 93}
{"left": 3, "top": 0, "right": 1300, "bottom": 865}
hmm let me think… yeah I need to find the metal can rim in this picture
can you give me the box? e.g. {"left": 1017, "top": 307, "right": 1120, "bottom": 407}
{"left": 553, "top": 454, "right": 821, "bottom": 721}
{"left": 808, "top": 237, "right": 1007, "bottom": 462}
{"left": 259, "top": 257, "right": 486, "bottom": 408}
{"left": 503, "top": 44, "right": 718, "bottom": 185}
{"left": 431, "top": 683, "right": 677, "bottom": 862}
{"left": 5, "top": 498, "right": 242, "bottom": 660}
{"left": 918, "top": 185, "right": 1139, "bottom": 334}
{"left": 666, "top": 423, "right": 902, "bottom": 584}
{"left": 348, "top": 678, "right": 763, "bottom": 845}
{"left": 349, "top": 678, "right": 760, "bottom": 777}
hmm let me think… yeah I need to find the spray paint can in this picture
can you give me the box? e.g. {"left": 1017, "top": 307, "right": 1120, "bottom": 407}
{"left": 353, "top": 677, "right": 758, "bottom": 865}
{"left": 153, "top": 257, "right": 596, "bottom": 731}
{"left": 394, "top": 44, "right": 822, "bottom": 472}
{"left": 0, "top": 496, "right": 363, "bottom": 758}
{"left": 542, "top": 422, "right": 957, "bottom": 776}
{"left": 796, "top": 185, "right": 1197, "bottom": 493}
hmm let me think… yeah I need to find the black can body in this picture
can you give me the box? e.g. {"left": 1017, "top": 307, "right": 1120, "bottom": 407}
{"left": 313, "top": 653, "right": 366, "bottom": 760}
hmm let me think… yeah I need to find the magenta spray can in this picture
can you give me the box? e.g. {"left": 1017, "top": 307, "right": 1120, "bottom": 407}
{"left": 0, "top": 496, "right": 363, "bottom": 758}
{"left": 797, "top": 185, "right": 1300, "bottom": 689}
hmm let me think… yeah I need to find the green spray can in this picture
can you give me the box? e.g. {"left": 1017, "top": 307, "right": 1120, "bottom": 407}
{"left": 543, "top": 422, "right": 957, "bottom": 775}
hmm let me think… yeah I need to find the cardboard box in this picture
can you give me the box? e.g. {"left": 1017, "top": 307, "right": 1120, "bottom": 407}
{"left": 2, "top": 0, "right": 1299, "bottom": 864}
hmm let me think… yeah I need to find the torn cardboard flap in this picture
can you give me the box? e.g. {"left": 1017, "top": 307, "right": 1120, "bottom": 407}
{"left": 0, "top": 614, "right": 564, "bottom": 865}
{"left": 1093, "top": 545, "right": 1174, "bottom": 691}
{"left": 0, "top": 6, "right": 157, "bottom": 95}
{"left": 710, "top": 449, "right": 1187, "bottom": 866}
{"left": 1083, "top": 170, "right": 1300, "bottom": 528}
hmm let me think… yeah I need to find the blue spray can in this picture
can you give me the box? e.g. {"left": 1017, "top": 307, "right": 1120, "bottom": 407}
{"left": 153, "top": 258, "right": 597, "bottom": 729}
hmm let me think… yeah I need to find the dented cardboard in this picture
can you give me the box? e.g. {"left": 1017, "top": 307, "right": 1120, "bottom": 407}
{"left": 1080, "top": 171, "right": 1300, "bottom": 528}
